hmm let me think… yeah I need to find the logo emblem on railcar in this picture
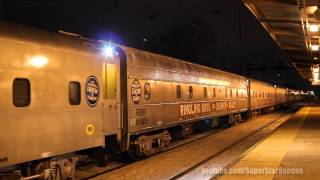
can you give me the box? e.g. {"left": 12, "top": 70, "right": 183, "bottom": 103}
{"left": 131, "top": 79, "right": 141, "bottom": 104}
{"left": 85, "top": 76, "right": 100, "bottom": 107}
{"left": 86, "top": 124, "right": 95, "bottom": 135}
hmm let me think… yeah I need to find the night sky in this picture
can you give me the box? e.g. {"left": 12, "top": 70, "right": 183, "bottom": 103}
{"left": 0, "top": 0, "right": 311, "bottom": 90}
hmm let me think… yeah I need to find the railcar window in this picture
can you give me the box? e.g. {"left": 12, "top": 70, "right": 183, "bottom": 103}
{"left": 213, "top": 88, "right": 216, "bottom": 98}
{"left": 69, "top": 81, "right": 81, "bottom": 105}
{"left": 144, "top": 83, "right": 151, "bottom": 100}
{"left": 13, "top": 78, "right": 31, "bottom": 107}
{"left": 204, "top": 87, "right": 207, "bottom": 98}
{"left": 189, "top": 86, "right": 193, "bottom": 98}
{"left": 177, "top": 85, "right": 182, "bottom": 99}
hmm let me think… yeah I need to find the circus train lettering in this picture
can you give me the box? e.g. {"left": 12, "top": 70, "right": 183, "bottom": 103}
{"left": 179, "top": 101, "right": 237, "bottom": 117}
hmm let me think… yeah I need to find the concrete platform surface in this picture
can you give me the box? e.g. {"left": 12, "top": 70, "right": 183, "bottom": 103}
{"left": 219, "top": 106, "right": 320, "bottom": 180}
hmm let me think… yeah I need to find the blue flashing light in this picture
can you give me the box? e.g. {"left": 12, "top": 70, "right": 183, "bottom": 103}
{"left": 102, "top": 46, "right": 114, "bottom": 57}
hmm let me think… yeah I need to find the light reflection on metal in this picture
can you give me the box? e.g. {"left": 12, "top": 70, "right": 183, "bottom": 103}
{"left": 198, "top": 78, "right": 230, "bottom": 86}
{"left": 28, "top": 55, "right": 48, "bottom": 68}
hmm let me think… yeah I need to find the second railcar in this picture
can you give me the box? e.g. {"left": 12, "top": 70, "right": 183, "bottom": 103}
{"left": 123, "top": 47, "right": 249, "bottom": 156}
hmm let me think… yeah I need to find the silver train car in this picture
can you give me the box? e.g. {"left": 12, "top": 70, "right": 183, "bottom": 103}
{"left": 0, "top": 22, "right": 305, "bottom": 179}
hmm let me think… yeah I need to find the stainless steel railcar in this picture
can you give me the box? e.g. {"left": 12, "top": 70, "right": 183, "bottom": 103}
{"left": 249, "top": 79, "right": 288, "bottom": 114}
{"left": 0, "top": 22, "right": 303, "bottom": 179}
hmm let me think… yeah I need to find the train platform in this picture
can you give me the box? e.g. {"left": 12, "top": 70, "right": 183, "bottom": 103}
{"left": 218, "top": 106, "right": 319, "bottom": 180}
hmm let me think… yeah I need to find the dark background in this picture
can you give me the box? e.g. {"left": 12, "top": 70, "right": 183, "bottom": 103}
{"left": 0, "top": 0, "right": 311, "bottom": 90}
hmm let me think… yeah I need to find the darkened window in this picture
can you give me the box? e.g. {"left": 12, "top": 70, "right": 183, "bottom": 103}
{"left": 176, "top": 85, "right": 182, "bottom": 99}
{"left": 69, "top": 81, "right": 81, "bottom": 105}
{"left": 225, "top": 88, "right": 228, "bottom": 97}
{"left": 13, "top": 78, "right": 31, "bottom": 107}
{"left": 204, "top": 87, "right": 207, "bottom": 98}
{"left": 144, "top": 83, "right": 151, "bottom": 100}
{"left": 236, "top": 89, "right": 239, "bottom": 97}
{"left": 189, "top": 86, "right": 193, "bottom": 98}
{"left": 213, "top": 88, "right": 216, "bottom": 98}
{"left": 230, "top": 89, "right": 233, "bottom": 98}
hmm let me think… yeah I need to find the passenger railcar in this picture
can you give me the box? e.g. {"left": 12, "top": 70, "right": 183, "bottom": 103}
{"left": 0, "top": 22, "right": 305, "bottom": 179}
{"left": 249, "top": 79, "right": 288, "bottom": 114}
{"left": 0, "top": 22, "right": 105, "bottom": 179}
{"left": 125, "top": 48, "right": 249, "bottom": 156}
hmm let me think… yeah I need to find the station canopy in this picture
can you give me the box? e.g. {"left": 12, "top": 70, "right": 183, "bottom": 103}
{"left": 243, "top": 0, "right": 320, "bottom": 85}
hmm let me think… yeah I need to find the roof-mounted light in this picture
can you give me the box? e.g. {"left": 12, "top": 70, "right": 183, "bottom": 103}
{"left": 311, "top": 44, "right": 319, "bottom": 51}
{"left": 102, "top": 46, "right": 114, "bottom": 57}
{"left": 309, "top": 24, "right": 319, "bottom": 32}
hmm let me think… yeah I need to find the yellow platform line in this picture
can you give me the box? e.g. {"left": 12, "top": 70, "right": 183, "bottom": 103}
{"left": 218, "top": 107, "right": 311, "bottom": 180}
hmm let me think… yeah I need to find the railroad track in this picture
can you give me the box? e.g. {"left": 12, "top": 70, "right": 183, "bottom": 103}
{"left": 170, "top": 113, "right": 292, "bottom": 180}
{"left": 76, "top": 111, "right": 293, "bottom": 180}
{"left": 77, "top": 128, "right": 224, "bottom": 179}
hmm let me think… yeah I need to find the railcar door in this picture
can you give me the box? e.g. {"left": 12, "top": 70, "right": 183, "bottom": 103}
{"left": 102, "top": 62, "right": 122, "bottom": 140}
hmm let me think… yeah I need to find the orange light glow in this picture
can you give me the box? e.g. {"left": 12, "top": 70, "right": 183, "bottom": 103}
{"left": 309, "top": 24, "right": 319, "bottom": 32}
{"left": 29, "top": 55, "right": 48, "bottom": 68}
{"left": 311, "top": 44, "right": 319, "bottom": 51}
{"left": 198, "top": 78, "right": 230, "bottom": 86}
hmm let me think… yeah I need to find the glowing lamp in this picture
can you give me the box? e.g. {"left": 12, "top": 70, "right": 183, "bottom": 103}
{"left": 102, "top": 46, "right": 114, "bottom": 57}
{"left": 309, "top": 24, "right": 319, "bottom": 32}
{"left": 311, "top": 44, "right": 319, "bottom": 51}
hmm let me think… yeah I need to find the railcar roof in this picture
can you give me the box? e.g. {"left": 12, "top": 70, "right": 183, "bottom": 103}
{"left": 0, "top": 21, "right": 247, "bottom": 82}
{"left": 0, "top": 21, "right": 98, "bottom": 54}
{"left": 123, "top": 45, "right": 248, "bottom": 82}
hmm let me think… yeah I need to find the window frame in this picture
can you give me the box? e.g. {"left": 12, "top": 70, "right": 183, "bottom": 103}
{"left": 144, "top": 82, "right": 151, "bottom": 100}
{"left": 69, "top": 81, "right": 81, "bottom": 105}
{"left": 203, "top": 87, "right": 208, "bottom": 98}
{"left": 188, "top": 86, "right": 193, "bottom": 98}
{"left": 176, "top": 85, "right": 182, "bottom": 99}
{"left": 13, "top": 78, "right": 31, "bottom": 107}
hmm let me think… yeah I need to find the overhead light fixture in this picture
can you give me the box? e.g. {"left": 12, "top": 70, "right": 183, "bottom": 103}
{"left": 309, "top": 24, "right": 319, "bottom": 32}
{"left": 311, "top": 44, "right": 319, "bottom": 51}
{"left": 314, "top": 57, "right": 318, "bottom": 60}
